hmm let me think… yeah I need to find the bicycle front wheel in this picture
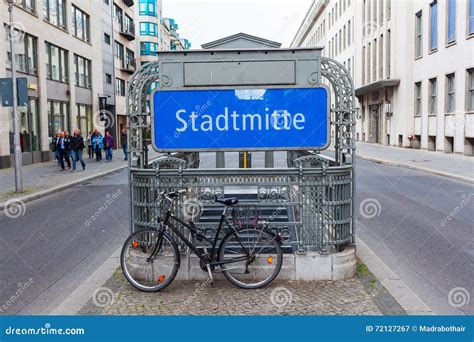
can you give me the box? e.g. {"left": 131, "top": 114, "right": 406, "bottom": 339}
{"left": 121, "top": 228, "right": 179, "bottom": 292}
{"left": 218, "top": 228, "right": 283, "bottom": 289}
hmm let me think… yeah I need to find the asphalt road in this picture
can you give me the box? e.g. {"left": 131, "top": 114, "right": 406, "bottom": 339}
{"left": 0, "top": 157, "right": 472, "bottom": 316}
{"left": 356, "top": 158, "right": 473, "bottom": 315}
{"left": 0, "top": 169, "right": 129, "bottom": 315}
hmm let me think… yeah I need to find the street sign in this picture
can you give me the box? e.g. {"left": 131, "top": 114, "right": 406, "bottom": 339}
{"left": 152, "top": 87, "right": 330, "bottom": 152}
{"left": 0, "top": 77, "right": 28, "bottom": 107}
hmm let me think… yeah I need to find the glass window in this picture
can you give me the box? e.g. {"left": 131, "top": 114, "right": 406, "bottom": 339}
{"left": 75, "top": 104, "right": 92, "bottom": 133}
{"left": 8, "top": 98, "right": 40, "bottom": 153}
{"left": 430, "top": 1, "right": 438, "bottom": 50}
{"left": 446, "top": 73, "right": 455, "bottom": 113}
{"left": 139, "top": 0, "right": 156, "bottom": 16}
{"left": 114, "top": 40, "right": 124, "bottom": 66}
{"left": 115, "top": 78, "right": 126, "bottom": 96}
{"left": 140, "top": 42, "right": 158, "bottom": 55}
{"left": 429, "top": 78, "right": 437, "bottom": 114}
{"left": 45, "top": 42, "right": 68, "bottom": 82}
{"left": 415, "top": 82, "right": 422, "bottom": 115}
{"left": 72, "top": 5, "right": 90, "bottom": 42}
{"left": 447, "top": 0, "right": 456, "bottom": 43}
{"left": 415, "top": 11, "right": 422, "bottom": 58}
{"left": 19, "top": 0, "right": 36, "bottom": 13}
{"left": 43, "top": 0, "right": 66, "bottom": 29}
{"left": 47, "top": 99, "right": 69, "bottom": 136}
{"left": 140, "top": 22, "right": 158, "bottom": 36}
{"left": 468, "top": 69, "right": 474, "bottom": 111}
{"left": 74, "top": 54, "right": 91, "bottom": 88}
{"left": 5, "top": 26, "right": 37, "bottom": 75}
{"left": 386, "top": 29, "right": 391, "bottom": 78}
{"left": 113, "top": 4, "right": 122, "bottom": 23}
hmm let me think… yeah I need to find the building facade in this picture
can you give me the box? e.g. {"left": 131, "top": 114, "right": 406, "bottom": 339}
{"left": 292, "top": 0, "right": 474, "bottom": 156}
{"left": 0, "top": 0, "right": 104, "bottom": 168}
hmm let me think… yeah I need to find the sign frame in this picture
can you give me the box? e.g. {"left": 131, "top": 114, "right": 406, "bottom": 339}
{"left": 150, "top": 84, "right": 331, "bottom": 153}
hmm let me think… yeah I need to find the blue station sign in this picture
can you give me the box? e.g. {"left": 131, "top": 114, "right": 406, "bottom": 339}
{"left": 152, "top": 87, "right": 330, "bottom": 152}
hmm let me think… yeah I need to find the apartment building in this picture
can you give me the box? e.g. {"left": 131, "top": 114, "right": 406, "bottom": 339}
{"left": 136, "top": 0, "right": 163, "bottom": 64}
{"left": 292, "top": 0, "right": 474, "bottom": 156}
{"left": 0, "top": 0, "right": 103, "bottom": 168}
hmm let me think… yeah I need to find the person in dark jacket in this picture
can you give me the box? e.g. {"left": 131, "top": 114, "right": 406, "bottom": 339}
{"left": 51, "top": 132, "right": 61, "bottom": 166}
{"left": 120, "top": 129, "right": 128, "bottom": 161}
{"left": 70, "top": 129, "right": 86, "bottom": 171}
{"left": 63, "top": 130, "right": 72, "bottom": 169}
{"left": 91, "top": 129, "right": 103, "bottom": 161}
{"left": 104, "top": 130, "right": 115, "bottom": 162}
{"left": 56, "top": 132, "right": 70, "bottom": 171}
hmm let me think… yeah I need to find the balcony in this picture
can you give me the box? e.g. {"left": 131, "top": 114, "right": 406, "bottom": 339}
{"left": 170, "top": 30, "right": 179, "bottom": 42}
{"left": 123, "top": 0, "right": 134, "bottom": 7}
{"left": 120, "top": 22, "right": 135, "bottom": 41}
{"left": 121, "top": 58, "right": 136, "bottom": 74}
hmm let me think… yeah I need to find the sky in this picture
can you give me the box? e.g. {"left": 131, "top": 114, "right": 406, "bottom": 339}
{"left": 162, "top": 0, "right": 314, "bottom": 48}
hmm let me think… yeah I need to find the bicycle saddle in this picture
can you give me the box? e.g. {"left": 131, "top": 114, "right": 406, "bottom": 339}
{"left": 215, "top": 197, "right": 239, "bottom": 206}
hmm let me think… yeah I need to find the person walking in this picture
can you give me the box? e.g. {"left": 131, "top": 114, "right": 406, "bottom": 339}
{"left": 51, "top": 132, "right": 61, "bottom": 166}
{"left": 56, "top": 132, "right": 70, "bottom": 171}
{"left": 63, "top": 131, "right": 72, "bottom": 169}
{"left": 86, "top": 131, "right": 94, "bottom": 159}
{"left": 120, "top": 129, "right": 128, "bottom": 161}
{"left": 104, "top": 130, "right": 115, "bottom": 162}
{"left": 70, "top": 129, "right": 86, "bottom": 171}
{"left": 92, "top": 130, "right": 103, "bottom": 161}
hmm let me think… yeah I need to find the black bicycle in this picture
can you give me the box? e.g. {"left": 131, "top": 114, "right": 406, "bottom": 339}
{"left": 121, "top": 190, "right": 283, "bottom": 292}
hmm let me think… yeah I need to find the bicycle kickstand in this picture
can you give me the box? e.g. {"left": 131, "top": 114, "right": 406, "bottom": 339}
{"left": 206, "top": 264, "right": 214, "bottom": 286}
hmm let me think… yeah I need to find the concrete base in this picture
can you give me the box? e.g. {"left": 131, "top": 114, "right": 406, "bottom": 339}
{"left": 174, "top": 246, "right": 356, "bottom": 281}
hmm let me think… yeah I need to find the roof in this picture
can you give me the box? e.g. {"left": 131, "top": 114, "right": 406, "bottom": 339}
{"left": 201, "top": 32, "right": 282, "bottom": 49}
{"left": 355, "top": 79, "right": 401, "bottom": 97}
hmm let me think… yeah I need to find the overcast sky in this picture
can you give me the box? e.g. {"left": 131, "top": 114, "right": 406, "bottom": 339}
{"left": 162, "top": 0, "right": 313, "bottom": 48}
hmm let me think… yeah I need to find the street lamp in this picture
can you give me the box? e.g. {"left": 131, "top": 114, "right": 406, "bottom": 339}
{"left": 5, "top": 0, "right": 23, "bottom": 192}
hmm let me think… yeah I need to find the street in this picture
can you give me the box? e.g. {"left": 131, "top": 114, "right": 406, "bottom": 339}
{"left": 0, "top": 157, "right": 472, "bottom": 315}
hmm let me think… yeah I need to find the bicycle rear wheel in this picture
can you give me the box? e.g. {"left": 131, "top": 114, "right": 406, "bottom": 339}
{"left": 121, "top": 228, "right": 179, "bottom": 292}
{"left": 218, "top": 228, "right": 283, "bottom": 289}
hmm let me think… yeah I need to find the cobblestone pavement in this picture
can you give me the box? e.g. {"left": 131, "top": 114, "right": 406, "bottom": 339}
{"left": 79, "top": 268, "right": 404, "bottom": 315}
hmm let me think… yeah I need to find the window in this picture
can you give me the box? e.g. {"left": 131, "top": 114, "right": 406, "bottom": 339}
{"left": 75, "top": 104, "right": 92, "bottom": 133}
{"left": 125, "top": 48, "right": 135, "bottom": 68}
{"left": 379, "top": 35, "right": 383, "bottom": 79}
{"left": 74, "top": 55, "right": 91, "bottom": 88}
{"left": 113, "top": 4, "right": 122, "bottom": 24}
{"left": 379, "top": 0, "right": 383, "bottom": 23}
{"left": 123, "top": 15, "right": 134, "bottom": 34}
{"left": 115, "top": 41, "right": 124, "bottom": 66}
{"left": 362, "top": 46, "right": 366, "bottom": 85}
{"left": 468, "top": 69, "right": 474, "bottom": 111}
{"left": 45, "top": 42, "right": 68, "bottom": 82}
{"left": 5, "top": 26, "right": 37, "bottom": 75}
{"left": 140, "top": 42, "right": 158, "bottom": 55}
{"left": 469, "top": 0, "right": 474, "bottom": 35}
{"left": 8, "top": 98, "right": 40, "bottom": 153}
{"left": 447, "top": 0, "right": 456, "bottom": 43}
{"left": 415, "top": 11, "right": 422, "bottom": 58}
{"left": 140, "top": 22, "right": 158, "bottom": 36}
{"left": 105, "top": 73, "right": 112, "bottom": 84}
{"left": 415, "top": 82, "right": 422, "bottom": 116}
{"left": 47, "top": 100, "right": 69, "bottom": 136}
{"left": 430, "top": 1, "right": 438, "bottom": 51}
{"left": 104, "top": 33, "right": 111, "bottom": 44}
{"left": 386, "top": 0, "right": 391, "bottom": 20}
{"left": 347, "top": 19, "right": 351, "bottom": 46}
{"left": 139, "top": 0, "right": 156, "bottom": 16}
{"left": 386, "top": 29, "right": 391, "bottom": 77}
{"left": 367, "top": 42, "right": 371, "bottom": 82}
{"left": 429, "top": 78, "right": 437, "bottom": 114}
{"left": 115, "top": 78, "right": 125, "bottom": 96}
{"left": 446, "top": 73, "right": 455, "bottom": 113}
{"left": 373, "top": 38, "right": 377, "bottom": 82}
{"left": 43, "top": 0, "right": 66, "bottom": 29}
{"left": 19, "top": 0, "right": 36, "bottom": 13}
{"left": 72, "top": 5, "right": 90, "bottom": 42}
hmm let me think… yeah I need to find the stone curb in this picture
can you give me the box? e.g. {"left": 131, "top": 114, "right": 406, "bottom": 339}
{"left": 0, "top": 164, "right": 129, "bottom": 212}
{"left": 356, "top": 154, "right": 474, "bottom": 184}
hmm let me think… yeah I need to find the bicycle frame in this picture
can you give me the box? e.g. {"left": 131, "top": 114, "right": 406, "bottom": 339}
{"left": 160, "top": 207, "right": 250, "bottom": 267}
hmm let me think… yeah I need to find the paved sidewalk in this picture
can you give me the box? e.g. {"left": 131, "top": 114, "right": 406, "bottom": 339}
{"left": 355, "top": 142, "right": 474, "bottom": 183}
{"left": 77, "top": 264, "right": 405, "bottom": 316}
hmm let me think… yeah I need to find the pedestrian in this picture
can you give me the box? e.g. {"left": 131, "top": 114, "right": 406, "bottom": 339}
{"left": 51, "top": 132, "right": 61, "bottom": 166}
{"left": 87, "top": 131, "right": 94, "bottom": 159}
{"left": 63, "top": 130, "right": 72, "bottom": 169}
{"left": 56, "top": 132, "right": 70, "bottom": 171}
{"left": 70, "top": 129, "right": 86, "bottom": 171}
{"left": 104, "top": 130, "right": 114, "bottom": 162}
{"left": 120, "top": 129, "right": 128, "bottom": 161}
{"left": 92, "top": 129, "right": 103, "bottom": 161}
